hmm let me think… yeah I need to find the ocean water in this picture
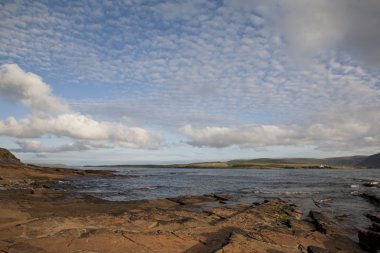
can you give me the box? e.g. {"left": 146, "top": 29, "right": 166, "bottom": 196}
{"left": 72, "top": 167, "right": 379, "bottom": 238}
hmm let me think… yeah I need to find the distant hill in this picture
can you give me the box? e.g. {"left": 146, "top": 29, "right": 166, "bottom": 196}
{"left": 107, "top": 155, "right": 370, "bottom": 169}
{"left": 126, "top": 153, "right": 378, "bottom": 168}
{"left": 0, "top": 148, "right": 21, "bottom": 164}
{"left": 357, "top": 153, "right": 380, "bottom": 168}
{"left": 228, "top": 156, "right": 368, "bottom": 168}
{"left": 323, "top": 156, "right": 368, "bottom": 166}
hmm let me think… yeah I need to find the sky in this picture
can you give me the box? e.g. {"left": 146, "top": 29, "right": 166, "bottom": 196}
{"left": 0, "top": 0, "right": 380, "bottom": 165}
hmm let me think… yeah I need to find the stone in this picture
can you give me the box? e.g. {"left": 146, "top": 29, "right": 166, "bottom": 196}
{"left": 307, "top": 246, "right": 331, "bottom": 253}
{"left": 367, "top": 212, "right": 380, "bottom": 223}
{"left": 360, "top": 192, "right": 380, "bottom": 205}
{"left": 358, "top": 229, "right": 380, "bottom": 252}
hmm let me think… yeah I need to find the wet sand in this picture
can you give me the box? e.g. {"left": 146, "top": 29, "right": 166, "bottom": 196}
{"left": 0, "top": 162, "right": 371, "bottom": 252}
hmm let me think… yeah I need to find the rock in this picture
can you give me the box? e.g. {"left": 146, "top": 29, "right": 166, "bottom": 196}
{"left": 212, "top": 194, "right": 232, "bottom": 201}
{"left": 361, "top": 212, "right": 380, "bottom": 251}
{"left": 363, "top": 182, "right": 379, "bottom": 188}
{"left": 366, "top": 212, "right": 380, "bottom": 223}
{"left": 80, "top": 229, "right": 97, "bottom": 238}
{"left": 360, "top": 192, "right": 380, "bottom": 205}
{"left": 358, "top": 229, "right": 380, "bottom": 252}
{"left": 309, "top": 211, "right": 330, "bottom": 234}
{"left": 298, "top": 244, "right": 307, "bottom": 253}
{"left": 369, "top": 223, "right": 380, "bottom": 232}
{"left": 167, "top": 195, "right": 217, "bottom": 206}
{"left": 307, "top": 245, "right": 331, "bottom": 253}
{"left": 6, "top": 242, "right": 49, "bottom": 253}
{"left": 148, "top": 222, "right": 158, "bottom": 229}
{"left": 1, "top": 196, "right": 366, "bottom": 253}
{"left": 0, "top": 147, "right": 21, "bottom": 164}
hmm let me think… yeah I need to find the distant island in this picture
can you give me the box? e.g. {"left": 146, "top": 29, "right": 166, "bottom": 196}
{"left": 87, "top": 153, "right": 380, "bottom": 169}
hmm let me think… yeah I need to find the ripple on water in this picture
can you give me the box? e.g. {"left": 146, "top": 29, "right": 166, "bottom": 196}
{"left": 72, "top": 167, "right": 380, "bottom": 237}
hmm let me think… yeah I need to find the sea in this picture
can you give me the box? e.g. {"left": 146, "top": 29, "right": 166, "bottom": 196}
{"left": 71, "top": 167, "right": 379, "bottom": 239}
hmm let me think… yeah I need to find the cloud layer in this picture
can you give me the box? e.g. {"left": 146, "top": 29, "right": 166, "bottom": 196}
{"left": 12, "top": 140, "right": 101, "bottom": 153}
{"left": 0, "top": 1, "right": 380, "bottom": 160}
{"left": 232, "top": 0, "right": 380, "bottom": 65}
{"left": 0, "top": 64, "right": 161, "bottom": 151}
{"left": 181, "top": 105, "right": 380, "bottom": 151}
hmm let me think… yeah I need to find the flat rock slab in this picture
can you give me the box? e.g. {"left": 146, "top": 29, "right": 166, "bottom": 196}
{"left": 0, "top": 194, "right": 366, "bottom": 253}
{"left": 0, "top": 163, "right": 368, "bottom": 253}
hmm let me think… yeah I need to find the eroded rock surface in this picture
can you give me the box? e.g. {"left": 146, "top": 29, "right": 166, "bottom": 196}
{"left": 0, "top": 162, "right": 368, "bottom": 253}
{"left": 0, "top": 194, "right": 365, "bottom": 252}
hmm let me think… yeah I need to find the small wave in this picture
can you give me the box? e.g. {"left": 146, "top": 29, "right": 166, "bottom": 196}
{"left": 350, "top": 185, "right": 359, "bottom": 188}
{"left": 358, "top": 178, "right": 379, "bottom": 183}
{"left": 283, "top": 191, "right": 315, "bottom": 195}
{"left": 146, "top": 186, "right": 160, "bottom": 190}
{"left": 314, "top": 198, "right": 332, "bottom": 203}
{"left": 350, "top": 191, "right": 360, "bottom": 196}
{"left": 251, "top": 190, "right": 316, "bottom": 195}
{"left": 252, "top": 190, "right": 275, "bottom": 194}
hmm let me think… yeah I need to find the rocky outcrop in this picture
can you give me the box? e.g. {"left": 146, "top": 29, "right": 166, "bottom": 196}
{"left": 0, "top": 192, "right": 366, "bottom": 253}
{"left": 359, "top": 211, "right": 380, "bottom": 252}
{"left": 359, "top": 229, "right": 380, "bottom": 252}
{"left": 360, "top": 192, "right": 380, "bottom": 205}
{"left": 0, "top": 147, "right": 21, "bottom": 164}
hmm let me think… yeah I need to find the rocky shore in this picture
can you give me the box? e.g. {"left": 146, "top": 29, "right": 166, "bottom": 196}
{"left": 0, "top": 154, "right": 377, "bottom": 252}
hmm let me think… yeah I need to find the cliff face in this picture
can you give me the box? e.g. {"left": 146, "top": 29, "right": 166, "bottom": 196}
{"left": 0, "top": 148, "right": 21, "bottom": 164}
{"left": 357, "top": 153, "right": 380, "bottom": 168}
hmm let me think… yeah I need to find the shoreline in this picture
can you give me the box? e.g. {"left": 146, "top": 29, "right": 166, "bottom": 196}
{"left": 0, "top": 162, "right": 378, "bottom": 252}
{"left": 84, "top": 164, "right": 361, "bottom": 169}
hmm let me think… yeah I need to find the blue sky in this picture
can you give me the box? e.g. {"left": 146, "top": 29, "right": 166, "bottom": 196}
{"left": 1, "top": 0, "right": 380, "bottom": 165}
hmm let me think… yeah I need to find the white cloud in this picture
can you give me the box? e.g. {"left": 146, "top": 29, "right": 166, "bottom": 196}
{"left": 235, "top": 0, "right": 380, "bottom": 65}
{"left": 0, "top": 113, "right": 161, "bottom": 149}
{"left": 181, "top": 105, "right": 380, "bottom": 151}
{"left": 0, "top": 64, "right": 69, "bottom": 113}
{"left": 154, "top": 0, "right": 211, "bottom": 21}
{"left": 1, "top": 1, "right": 380, "bottom": 158}
{"left": 12, "top": 140, "right": 103, "bottom": 153}
{"left": 1, "top": 1, "right": 378, "bottom": 125}
{"left": 0, "top": 64, "right": 162, "bottom": 151}
{"left": 181, "top": 124, "right": 300, "bottom": 148}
